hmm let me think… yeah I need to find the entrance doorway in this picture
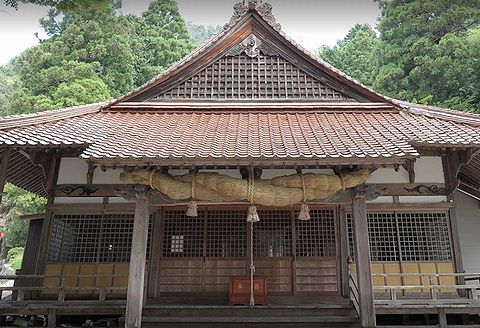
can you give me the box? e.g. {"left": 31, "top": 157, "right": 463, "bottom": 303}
{"left": 154, "top": 206, "right": 340, "bottom": 302}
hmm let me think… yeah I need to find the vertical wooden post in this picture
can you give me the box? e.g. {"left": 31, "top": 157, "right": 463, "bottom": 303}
{"left": 442, "top": 152, "right": 465, "bottom": 285}
{"left": 35, "top": 155, "right": 61, "bottom": 276}
{"left": 0, "top": 149, "right": 11, "bottom": 261}
{"left": 351, "top": 189, "right": 376, "bottom": 328}
{"left": 0, "top": 148, "right": 11, "bottom": 203}
{"left": 339, "top": 207, "right": 349, "bottom": 298}
{"left": 147, "top": 210, "right": 161, "bottom": 299}
{"left": 125, "top": 187, "right": 150, "bottom": 328}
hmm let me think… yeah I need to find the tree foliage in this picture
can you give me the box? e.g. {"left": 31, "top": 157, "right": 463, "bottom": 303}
{"left": 187, "top": 22, "right": 223, "bottom": 47}
{"left": 319, "top": 24, "right": 380, "bottom": 88}
{"left": 1, "top": 184, "right": 46, "bottom": 248}
{"left": 0, "top": 0, "right": 194, "bottom": 116}
{"left": 319, "top": 0, "right": 480, "bottom": 113}
{"left": 131, "top": 0, "right": 194, "bottom": 85}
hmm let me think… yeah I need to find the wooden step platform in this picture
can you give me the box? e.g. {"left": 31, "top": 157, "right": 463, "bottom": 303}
{"left": 132, "top": 303, "right": 360, "bottom": 328}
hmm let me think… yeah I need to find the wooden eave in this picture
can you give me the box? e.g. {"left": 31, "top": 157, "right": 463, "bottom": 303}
{"left": 84, "top": 156, "right": 415, "bottom": 169}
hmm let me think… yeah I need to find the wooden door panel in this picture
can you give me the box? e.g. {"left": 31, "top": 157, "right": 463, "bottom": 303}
{"left": 295, "top": 258, "right": 338, "bottom": 294}
{"left": 156, "top": 206, "right": 340, "bottom": 299}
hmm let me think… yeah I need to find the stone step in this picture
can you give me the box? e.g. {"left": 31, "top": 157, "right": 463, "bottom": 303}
{"left": 140, "top": 315, "right": 360, "bottom": 328}
{"left": 142, "top": 305, "right": 357, "bottom": 317}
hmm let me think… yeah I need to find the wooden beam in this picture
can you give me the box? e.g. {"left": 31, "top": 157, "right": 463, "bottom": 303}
{"left": 55, "top": 183, "right": 447, "bottom": 198}
{"left": 458, "top": 182, "right": 480, "bottom": 201}
{"left": 0, "top": 148, "right": 12, "bottom": 203}
{"left": 351, "top": 188, "right": 376, "bottom": 328}
{"left": 125, "top": 187, "right": 150, "bottom": 328}
{"left": 401, "top": 160, "right": 415, "bottom": 184}
{"left": 45, "top": 155, "right": 61, "bottom": 204}
{"left": 442, "top": 149, "right": 474, "bottom": 197}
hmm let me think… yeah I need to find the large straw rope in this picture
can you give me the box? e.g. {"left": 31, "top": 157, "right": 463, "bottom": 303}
{"left": 120, "top": 169, "right": 370, "bottom": 206}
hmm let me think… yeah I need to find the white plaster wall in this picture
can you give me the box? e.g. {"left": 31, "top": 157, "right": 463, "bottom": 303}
{"left": 367, "top": 168, "right": 409, "bottom": 183}
{"left": 94, "top": 168, "right": 123, "bottom": 184}
{"left": 54, "top": 197, "right": 134, "bottom": 204}
{"left": 107, "top": 197, "right": 135, "bottom": 204}
{"left": 54, "top": 197, "right": 104, "bottom": 204}
{"left": 367, "top": 196, "right": 394, "bottom": 204}
{"left": 455, "top": 190, "right": 480, "bottom": 273}
{"left": 398, "top": 196, "right": 448, "bottom": 203}
{"left": 57, "top": 158, "right": 88, "bottom": 184}
{"left": 415, "top": 156, "right": 445, "bottom": 183}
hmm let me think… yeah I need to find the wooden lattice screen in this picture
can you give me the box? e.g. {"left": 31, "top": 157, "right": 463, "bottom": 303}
{"left": 153, "top": 53, "right": 353, "bottom": 101}
{"left": 347, "top": 211, "right": 453, "bottom": 262}
{"left": 158, "top": 207, "right": 339, "bottom": 296}
{"left": 48, "top": 213, "right": 152, "bottom": 263}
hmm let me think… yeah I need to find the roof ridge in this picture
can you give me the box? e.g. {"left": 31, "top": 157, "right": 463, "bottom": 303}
{"left": 107, "top": 101, "right": 397, "bottom": 111}
{"left": 0, "top": 101, "right": 106, "bottom": 130}
{"left": 394, "top": 100, "right": 480, "bottom": 127}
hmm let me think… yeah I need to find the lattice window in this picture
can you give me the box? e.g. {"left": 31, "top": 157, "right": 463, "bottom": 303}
{"left": 99, "top": 214, "right": 134, "bottom": 263}
{"left": 48, "top": 214, "right": 102, "bottom": 263}
{"left": 48, "top": 213, "right": 152, "bottom": 263}
{"left": 296, "top": 209, "right": 336, "bottom": 257}
{"left": 347, "top": 211, "right": 452, "bottom": 262}
{"left": 253, "top": 210, "right": 292, "bottom": 257}
{"left": 398, "top": 212, "right": 452, "bottom": 261}
{"left": 155, "top": 54, "right": 352, "bottom": 100}
{"left": 163, "top": 211, "right": 205, "bottom": 258}
{"left": 206, "top": 210, "right": 247, "bottom": 258}
{"left": 367, "top": 213, "right": 398, "bottom": 262}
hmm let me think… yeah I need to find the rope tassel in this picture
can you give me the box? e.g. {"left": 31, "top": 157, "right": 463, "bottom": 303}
{"left": 186, "top": 200, "right": 198, "bottom": 217}
{"left": 297, "top": 170, "right": 311, "bottom": 221}
{"left": 298, "top": 203, "right": 311, "bottom": 221}
{"left": 186, "top": 170, "right": 198, "bottom": 217}
{"left": 246, "top": 205, "right": 260, "bottom": 223}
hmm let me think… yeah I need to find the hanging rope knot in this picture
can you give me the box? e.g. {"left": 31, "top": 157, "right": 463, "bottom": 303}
{"left": 149, "top": 170, "right": 155, "bottom": 189}
{"left": 340, "top": 171, "right": 346, "bottom": 191}
{"left": 246, "top": 166, "right": 260, "bottom": 223}
{"left": 246, "top": 205, "right": 260, "bottom": 223}
{"left": 186, "top": 170, "right": 198, "bottom": 217}
{"left": 247, "top": 165, "right": 255, "bottom": 204}
{"left": 297, "top": 170, "right": 311, "bottom": 221}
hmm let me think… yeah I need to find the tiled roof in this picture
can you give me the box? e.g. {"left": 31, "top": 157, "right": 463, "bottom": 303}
{"left": 1, "top": 103, "right": 480, "bottom": 165}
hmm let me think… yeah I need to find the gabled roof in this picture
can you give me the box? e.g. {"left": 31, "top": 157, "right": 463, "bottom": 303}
{"left": 0, "top": 0, "right": 480, "bottom": 196}
{"left": 108, "top": 0, "right": 387, "bottom": 104}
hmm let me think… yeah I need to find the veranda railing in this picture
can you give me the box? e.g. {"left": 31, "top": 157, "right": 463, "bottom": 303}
{"left": 0, "top": 274, "right": 128, "bottom": 302}
{"left": 371, "top": 272, "right": 480, "bottom": 302}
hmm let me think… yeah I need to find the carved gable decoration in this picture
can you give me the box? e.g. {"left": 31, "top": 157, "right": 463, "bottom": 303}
{"left": 151, "top": 35, "right": 353, "bottom": 101}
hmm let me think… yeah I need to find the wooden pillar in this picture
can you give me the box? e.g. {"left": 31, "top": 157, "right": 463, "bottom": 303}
{"left": 351, "top": 189, "right": 376, "bottom": 328}
{"left": 339, "top": 207, "right": 350, "bottom": 298}
{"left": 125, "top": 187, "right": 150, "bottom": 328}
{"left": 442, "top": 152, "right": 465, "bottom": 281}
{"left": 35, "top": 155, "right": 61, "bottom": 276}
{"left": 0, "top": 148, "right": 12, "bottom": 203}
{"left": 147, "top": 210, "right": 161, "bottom": 299}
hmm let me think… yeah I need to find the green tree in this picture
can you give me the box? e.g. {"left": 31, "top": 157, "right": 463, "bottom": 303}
{"left": 187, "top": 22, "right": 222, "bottom": 47}
{"left": 374, "top": 0, "right": 480, "bottom": 112}
{"left": 319, "top": 24, "right": 380, "bottom": 88}
{"left": 1, "top": 184, "right": 46, "bottom": 248}
{"left": 2, "top": 2, "right": 133, "bottom": 115}
{"left": 132, "top": 0, "right": 194, "bottom": 85}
